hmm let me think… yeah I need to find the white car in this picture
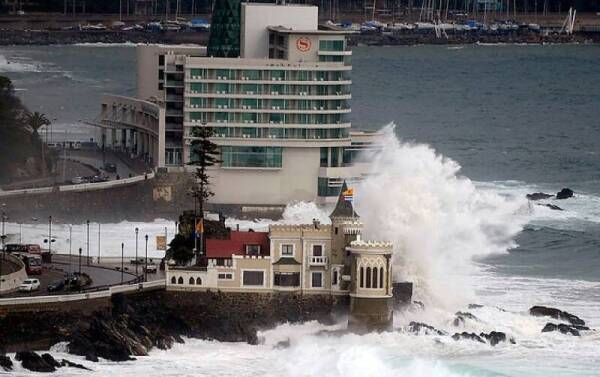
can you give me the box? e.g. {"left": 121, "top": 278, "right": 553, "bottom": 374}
{"left": 19, "top": 278, "right": 41, "bottom": 292}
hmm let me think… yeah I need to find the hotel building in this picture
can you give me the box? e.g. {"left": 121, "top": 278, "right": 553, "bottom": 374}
{"left": 96, "top": 2, "right": 382, "bottom": 206}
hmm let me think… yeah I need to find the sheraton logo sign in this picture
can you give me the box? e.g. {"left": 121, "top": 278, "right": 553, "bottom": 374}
{"left": 296, "top": 37, "right": 311, "bottom": 52}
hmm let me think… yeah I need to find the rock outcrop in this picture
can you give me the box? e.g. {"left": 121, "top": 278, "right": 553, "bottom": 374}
{"left": 529, "top": 306, "right": 586, "bottom": 326}
{"left": 15, "top": 351, "right": 57, "bottom": 373}
{"left": 453, "top": 311, "right": 478, "bottom": 326}
{"left": 406, "top": 322, "right": 447, "bottom": 336}
{"left": 556, "top": 188, "right": 574, "bottom": 199}
{"left": 479, "top": 331, "right": 515, "bottom": 346}
{"left": 0, "top": 355, "right": 13, "bottom": 371}
{"left": 538, "top": 203, "right": 563, "bottom": 211}
{"left": 541, "top": 322, "right": 590, "bottom": 336}
{"left": 451, "top": 332, "right": 485, "bottom": 343}
{"left": 526, "top": 192, "right": 554, "bottom": 200}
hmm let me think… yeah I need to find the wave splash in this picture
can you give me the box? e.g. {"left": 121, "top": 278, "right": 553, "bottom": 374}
{"left": 355, "top": 124, "right": 527, "bottom": 309}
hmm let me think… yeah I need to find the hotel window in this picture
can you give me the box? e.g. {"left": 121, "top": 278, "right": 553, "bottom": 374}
{"left": 215, "top": 98, "right": 230, "bottom": 108}
{"left": 270, "top": 84, "right": 284, "bottom": 94}
{"left": 297, "top": 71, "right": 309, "bottom": 81}
{"left": 242, "top": 127, "right": 257, "bottom": 138}
{"left": 221, "top": 146, "right": 283, "bottom": 168}
{"left": 242, "top": 270, "right": 264, "bottom": 286}
{"left": 215, "top": 83, "right": 230, "bottom": 94}
{"left": 241, "top": 84, "right": 259, "bottom": 94}
{"left": 270, "top": 113, "right": 284, "bottom": 123}
{"left": 281, "top": 244, "right": 294, "bottom": 256}
{"left": 218, "top": 273, "right": 233, "bottom": 280}
{"left": 319, "top": 40, "right": 344, "bottom": 51}
{"left": 242, "top": 70, "right": 261, "bottom": 80}
{"left": 271, "top": 99, "right": 285, "bottom": 109}
{"left": 312, "top": 245, "right": 323, "bottom": 257}
{"left": 268, "top": 128, "right": 284, "bottom": 139}
{"left": 158, "top": 55, "right": 165, "bottom": 66}
{"left": 242, "top": 113, "right": 258, "bottom": 123}
{"left": 242, "top": 98, "right": 258, "bottom": 109}
{"left": 190, "top": 83, "right": 203, "bottom": 93}
{"left": 216, "top": 69, "right": 232, "bottom": 79}
{"left": 320, "top": 147, "right": 328, "bottom": 167}
{"left": 311, "top": 272, "right": 323, "bottom": 288}
{"left": 271, "top": 70, "right": 285, "bottom": 80}
{"left": 319, "top": 55, "right": 344, "bottom": 62}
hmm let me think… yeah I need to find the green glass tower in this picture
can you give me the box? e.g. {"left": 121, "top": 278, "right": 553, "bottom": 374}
{"left": 207, "top": 0, "right": 241, "bottom": 58}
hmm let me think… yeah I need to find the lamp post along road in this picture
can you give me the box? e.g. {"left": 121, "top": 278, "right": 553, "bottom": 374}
{"left": 78, "top": 247, "right": 82, "bottom": 276}
{"left": 86, "top": 220, "right": 90, "bottom": 265}
{"left": 98, "top": 223, "right": 101, "bottom": 264}
{"left": 48, "top": 216, "right": 52, "bottom": 254}
{"left": 144, "top": 234, "right": 148, "bottom": 282}
{"left": 69, "top": 224, "right": 72, "bottom": 274}
{"left": 121, "top": 242, "right": 124, "bottom": 284}
{"left": 135, "top": 228, "right": 139, "bottom": 277}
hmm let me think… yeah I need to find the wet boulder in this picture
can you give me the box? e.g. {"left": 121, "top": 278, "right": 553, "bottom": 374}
{"left": 453, "top": 311, "right": 478, "bottom": 326}
{"left": 479, "top": 331, "right": 515, "bottom": 346}
{"left": 529, "top": 306, "right": 586, "bottom": 326}
{"left": 0, "top": 355, "right": 13, "bottom": 371}
{"left": 468, "top": 304, "right": 483, "bottom": 309}
{"left": 406, "top": 322, "right": 447, "bottom": 336}
{"left": 537, "top": 203, "right": 563, "bottom": 211}
{"left": 556, "top": 188, "right": 574, "bottom": 199}
{"left": 542, "top": 323, "right": 581, "bottom": 336}
{"left": 41, "top": 353, "right": 61, "bottom": 368}
{"left": 526, "top": 192, "right": 554, "bottom": 200}
{"left": 15, "top": 351, "right": 56, "bottom": 373}
{"left": 60, "top": 359, "right": 92, "bottom": 370}
{"left": 451, "top": 332, "right": 485, "bottom": 343}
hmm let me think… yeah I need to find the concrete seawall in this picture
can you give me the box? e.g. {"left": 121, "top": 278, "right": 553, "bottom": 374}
{"left": 0, "top": 253, "right": 27, "bottom": 294}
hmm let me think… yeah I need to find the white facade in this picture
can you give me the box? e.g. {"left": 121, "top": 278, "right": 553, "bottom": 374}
{"left": 240, "top": 3, "right": 318, "bottom": 59}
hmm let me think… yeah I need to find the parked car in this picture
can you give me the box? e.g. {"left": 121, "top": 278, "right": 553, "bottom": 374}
{"left": 64, "top": 273, "right": 81, "bottom": 288}
{"left": 103, "top": 162, "right": 117, "bottom": 173}
{"left": 71, "top": 176, "right": 88, "bottom": 184}
{"left": 19, "top": 278, "right": 40, "bottom": 292}
{"left": 144, "top": 264, "right": 158, "bottom": 273}
{"left": 47, "top": 280, "right": 65, "bottom": 292}
{"left": 89, "top": 175, "right": 108, "bottom": 183}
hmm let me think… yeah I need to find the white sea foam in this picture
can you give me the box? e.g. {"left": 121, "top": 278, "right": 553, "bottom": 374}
{"left": 355, "top": 124, "right": 527, "bottom": 309}
{"left": 0, "top": 54, "right": 42, "bottom": 73}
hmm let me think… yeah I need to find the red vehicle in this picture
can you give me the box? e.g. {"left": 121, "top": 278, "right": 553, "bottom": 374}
{"left": 25, "top": 244, "right": 42, "bottom": 255}
{"left": 18, "top": 253, "right": 42, "bottom": 275}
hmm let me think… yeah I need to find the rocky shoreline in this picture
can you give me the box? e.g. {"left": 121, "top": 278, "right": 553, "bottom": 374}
{"left": 0, "top": 294, "right": 593, "bottom": 373}
{"left": 0, "top": 29, "right": 598, "bottom": 46}
{"left": 0, "top": 290, "right": 345, "bottom": 371}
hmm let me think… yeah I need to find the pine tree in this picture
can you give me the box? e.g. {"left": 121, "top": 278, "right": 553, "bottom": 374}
{"left": 188, "top": 124, "right": 221, "bottom": 221}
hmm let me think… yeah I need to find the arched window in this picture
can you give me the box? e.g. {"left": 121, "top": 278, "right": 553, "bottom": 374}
{"left": 359, "top": 267, "right": 364, "bottom": 288}
{"left": 380, "top": 267, "right": 384, "bottom": 289}
{"left": 196, "top": 277, "right": 202, "bottom": 285}
{"left": 366, "top": 267, "right": 371, "bottom": 288}
{"left": 189, "top": 277, "right": 195, "bottom": 285}
{"left": 372, "top": 267, "right": 378, "bottom": 289}
{"left": 171, "top": 276, "right": 176, "bottom": 284}
{"left": 178, "top": 276, "right": 183, "bottom": 284}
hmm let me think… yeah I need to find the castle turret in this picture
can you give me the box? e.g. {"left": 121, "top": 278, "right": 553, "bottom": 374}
{"left": 347, "top": 236, "right": 394, "bottom": 333}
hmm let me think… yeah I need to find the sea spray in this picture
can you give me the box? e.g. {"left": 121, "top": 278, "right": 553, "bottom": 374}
{"left": 355, "top": 124, "right": 527, "bottom": 310}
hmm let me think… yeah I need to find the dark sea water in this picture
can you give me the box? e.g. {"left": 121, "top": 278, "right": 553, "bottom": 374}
{"left": 1, "top": 43, "right": 599, "bottom": 376}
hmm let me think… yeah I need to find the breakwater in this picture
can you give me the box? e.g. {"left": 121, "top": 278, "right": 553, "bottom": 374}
{"left": 0, "top": 28, "right": 598, "bottom": 46}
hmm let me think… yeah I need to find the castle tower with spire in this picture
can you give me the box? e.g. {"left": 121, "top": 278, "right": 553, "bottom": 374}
{"left": 329, "top": 182, "right": 395, "bottom": 332}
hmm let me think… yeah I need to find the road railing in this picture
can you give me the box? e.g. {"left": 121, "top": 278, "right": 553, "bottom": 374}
{"left": 0, "top": 171, "right": 155, "bottom": 198}
{"left": 0, "top": 278, "right": 166, "bottom": 307}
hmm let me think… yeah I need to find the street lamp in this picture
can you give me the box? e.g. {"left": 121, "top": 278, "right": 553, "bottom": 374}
{"left": 1, "top": 211, "right": 6, "bottom": 252}
{"left": 78, "top": 247, "right": 82, "bottom": 276}
{"left": 144, "top": 234, "right": 148, "bottom": 282}
{"left": 68, "top": 224, "right": 72, "bottom": 274}
{"left": 121, "top": 242, "right": 124, "bottom": 284}
{"left": 48, "top": 216, "right": 52, "bottom": 254}
{"left": 135, "top": 228, "right": 139, "bottom": 277}
{"left": 86, "top": 220, "right": 90, "bottom": 266}
{"left": 98, "top": 223, "right": 101, "bottom": 264}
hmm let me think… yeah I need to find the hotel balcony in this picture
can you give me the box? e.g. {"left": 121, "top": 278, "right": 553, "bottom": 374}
{"left": 308, "top": 256, "right": 328, "bottom": 266}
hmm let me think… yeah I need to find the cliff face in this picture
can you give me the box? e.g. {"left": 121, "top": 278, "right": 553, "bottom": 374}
{"left": 0, "top": 290, "right": 347, "bottom": 361}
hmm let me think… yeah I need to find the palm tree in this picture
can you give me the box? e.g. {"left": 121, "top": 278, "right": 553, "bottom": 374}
{"left": 25, "top": 111, "right": 51, "bottom": 174}
{"left": 26, "top": 111, "right": 50, "bottom": 140}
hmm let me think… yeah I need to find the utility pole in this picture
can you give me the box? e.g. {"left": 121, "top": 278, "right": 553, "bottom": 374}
{"left": 98, "top": 223, "right": 101, "bottom": 264}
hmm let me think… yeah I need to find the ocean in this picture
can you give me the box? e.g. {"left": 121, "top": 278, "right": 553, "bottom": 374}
{"left": 1, "top": 43, "right": 600, "bottom": 376}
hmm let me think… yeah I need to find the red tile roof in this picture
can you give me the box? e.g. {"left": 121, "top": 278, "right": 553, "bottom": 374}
{"left": 206, "top": 231, "right": 270, "bottom": 258}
